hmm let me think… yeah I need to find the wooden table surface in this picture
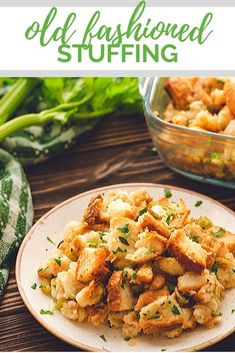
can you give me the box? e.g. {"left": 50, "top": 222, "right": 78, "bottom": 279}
{"left": 0, "top": 113, "right": 234, "bottom": 352}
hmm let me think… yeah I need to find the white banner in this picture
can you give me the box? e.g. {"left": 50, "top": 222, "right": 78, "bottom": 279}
{"left": 0, "top": 3, "right": 234, "bottom": 71}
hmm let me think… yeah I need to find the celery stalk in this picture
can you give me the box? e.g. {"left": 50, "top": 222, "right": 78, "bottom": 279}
{"left": 0, "top": 78, "right": 38, "bottom": 125}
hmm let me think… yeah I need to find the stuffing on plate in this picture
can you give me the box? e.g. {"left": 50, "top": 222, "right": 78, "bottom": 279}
{"left": 163, "top": 77, "right": 235, "bottom": 135}
{"left": 37, "top": 189, "right": 235, "bottom": 340}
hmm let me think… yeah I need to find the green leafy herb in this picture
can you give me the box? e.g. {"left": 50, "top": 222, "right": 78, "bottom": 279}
{"left": 100, "top": 334, "right": 106, "bottom": 342}
{"left": 31, "top": 283, "right": 37, "bottom": 290}
{"left": 46, "top": 236, "right": 56, "bottom": 245}
{"left": 171, "top": 305, "right": 180, "bottom": 316}
{"left": 231, "top": 309, "right": 235, "bottom": 314}
{"left": 164, "top": 188, "right": 172, "bottom": 198}
{"left": 233, "top": 269, "right": 235, "bottom": 273}
{"left": 212, "top": 228, "right": 224, "bottom": 238}
{"left": 191, "top": 235, "right": 199, "bottom": 243}
{"left": 195, "top": 200, "right": 203, "bottom": 207}
{"left": 165, "top": 214, "right": 173, "bottom": 225}
{"left": 98, "top": 231, "right": 106, "bottom": 243}
{"left": 211, "top": 261, "right": 219, "bottom": 274}
{"left": 54, "top": 258, "right": 61, "bottom": 266}
{"left": 124, "top": 336, "right": 131, "bottom": 341}
{"left": 167, "top": 282, "right": 175, "bottom": 294}
{"left": 112, "top": 247, "right": 127, "bottom": 254}
{"left": 40, "top": 309, "right": 53, "bottom": 315}
{"left": 161, "top": 349, "right": 167, "bottom": 351}
{"left": 117, "top": 224, "right": 130, "bottom": 236}
{"left": 132, "top": 272, "right": 137, "bottom": 280}
{"left": 139, "top": 207, "right": 147, "bottom": 216}
{"left": 121, "top": 271, "right": 128, "bottom": 289}
{"left": 119, "top": 236, "right": 130, "bottom": 246}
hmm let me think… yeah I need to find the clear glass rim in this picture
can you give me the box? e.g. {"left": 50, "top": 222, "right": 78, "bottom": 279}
{"left": 144, "top": 77, "right": 235, "bottom": 143}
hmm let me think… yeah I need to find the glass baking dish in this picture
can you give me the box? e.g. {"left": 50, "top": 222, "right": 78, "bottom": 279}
{"left": 140, "top": 77, "right": 235, "bottom": 189}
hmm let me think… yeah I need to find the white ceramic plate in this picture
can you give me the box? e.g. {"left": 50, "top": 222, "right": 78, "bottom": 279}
{"left": 16, "top": 183, "right": 235, "bottom": 352}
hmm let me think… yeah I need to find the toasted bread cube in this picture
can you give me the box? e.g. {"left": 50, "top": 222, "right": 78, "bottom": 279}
{"left": 135, "top": 288, "right": 169, "bottom": 311}
{"left": 129, "top": 189, "right": 152, "bottom": 207}
{"left": 60, "top": 300, "right": 86, "bottom": 322}
{"left": 177, "top": 269, "right": 223, "bottom": 304}
{"left": 126, "top": 231, "right": 167, "bottom": 263}
{"left": 76, "top": 247, "right": 109, "bottom": 282}
{"left": 76, "top": 280, "right": 103, "bottom": 307}
{"left": 177, "top": 271, "right": 208, "bottom": 294}
{"left": 54, "top": 262, "right": 83, "bottom": 300}
{"left": 164, "top": 77, "right": 192, "bottom": 110}
{"left": 168, "top": 229, "right": 208, "bottom": 272}
{"left": 107, "top": 271, "right": 135, "bottom": 311}
{"left": 156, "top": 257, "right": 185, "bottom": 276}
{"left": 218, "top": 230, "right": 235, "bottom": 253}
{"left": 107, "top": 199, "right": 137, "bottom": 220}
{"left": 122, "top": 311, "right": 142, "bottom": 338}
{"left": 108, "top": 312, "right": 125, "bottom": 328}
{"left": 38, "top": 250, "right": 71, "bottom": 279}
{"left": 139, "top": 295, "right": 183, "bottom": 334}
{"left": 88, "top": 306, "right": 109, "bottom": 326}
{"left": 149, "top": 274, "right": 166, "bottom": 290}
{"left": 83, "top": 193, "right": 108, "bottom": 227}
{"left": 137, "top": 264, "right": 153, "bottom": 283}
{"left": 108, "top": 217, "right": 139, "bottom": 256}
{"left": 138, "top": 212, "right": 170, "bottom": 238}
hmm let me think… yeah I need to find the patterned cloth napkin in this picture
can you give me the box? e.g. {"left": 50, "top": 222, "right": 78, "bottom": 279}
{"left": 0, "top": 120, "right": 97, "bottom": 301}
{"left": 0, "top": 149, "right": 33, "bottom": 300}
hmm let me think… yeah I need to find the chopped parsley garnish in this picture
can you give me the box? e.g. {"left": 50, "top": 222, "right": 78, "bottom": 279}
{"left": 161, "top": 349, "right": 167, "bottom": 352}
{"left": 124, "top": 336, "right": 131, "bottom": 341}
{"left": 171, "top": 305, "right": 180, "bottom": 315}
{"left": 98, "top": 231, "right": 106, "bottom": 243}
{"left": 195, "top": 200, "right": 203, "bottom": 207}
{"left": 31, "top": 283, "right": 37, "bottom": 290}
{"left": 165, "top": 214, "right": 173, "bottom": 225}
{"left": 132, "top": 272, "right": 137, "bottom": 280}
{"left": 100, "top": 334, "right": 106, "bottom": 342}
{"left": 40, "top": 309, "right": 53, "bottom": 315}
{"left": 117, "top": 224, "right": 130, "bottom": 236}
{"left": 212, "top": 228, "right": 224, "bottom": 238}
{"left": 119, "top": 236, "right": 130, "bottom": 246}
{"left": 139, "top": 207, "right": 147, "bottom": 216}
{"left": 167, "top": 282, "right": 175, "bottom": 294}
{"left": 46, "top": 236, "right": 56, "bottom": 245}
{"left": 216, "top": 312, "right": 223, "bottom": 317}
{"left": 112, "top": 247, "right": 127, "bottom": 254}
{"left": 233, "top": 269, "right": 235, "bottom": 273}
{"left": 211, "top": 261, "right": 219, "bottom": 274}
{"left": 54, "top": 258, "right": 61, "bottom": 266}
{"left": 231, "top": 309, "right": 235, "bottom": 314}
{"left": 121, "top": 271, "right": 128, "bottom": 289}
{"left": 164, "top": 188, "right": 172, "bottom": 198}
{"left": 191, "top": 235, "right": 199, "bottom": 243}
